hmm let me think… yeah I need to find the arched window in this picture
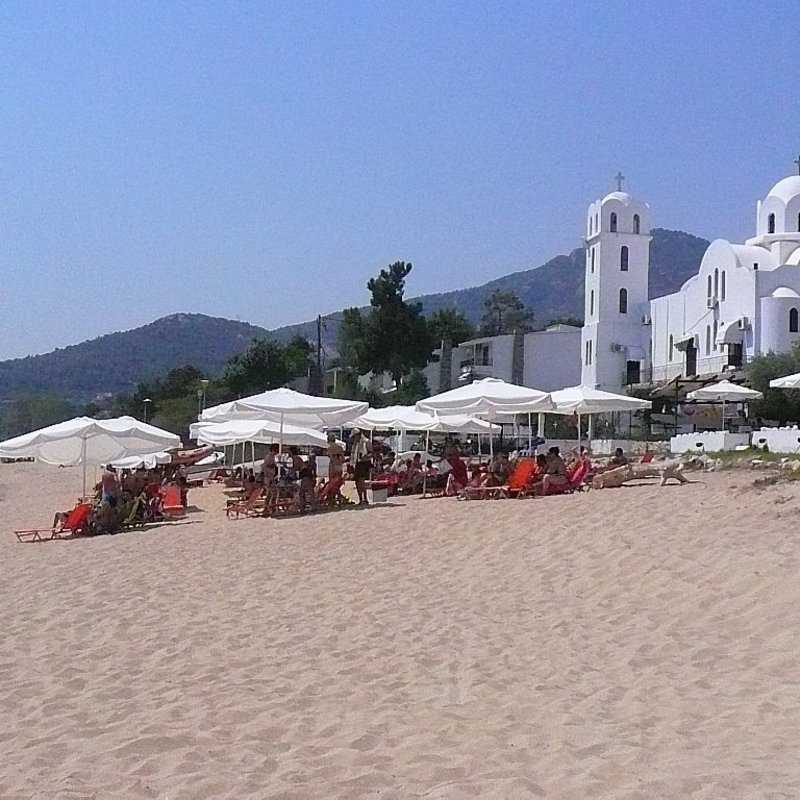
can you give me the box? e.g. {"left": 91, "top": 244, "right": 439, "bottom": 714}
{"left": 620, "top": 245, "right": 629, "bottom": 271}
{"left": 713, "top": 320, "right": 718, "bottom": 350}
{"left": 619, "top": 288, "right": 628, "bottom": 314}
{"left": 591, "top": 247, "right": 595, "bottom": 272}
{"left": 633, "top": 214, "right": 640, "bottom": 234}
{"left": 721, "top": 270, "right": 726, "bottom": 301}
{"left": 589, "top": 339, "right": 593, "bottom": 364}
{"left": 707, "top": 275, "right": 712, "bottom": 298}
{"left": 768, "top": 213, "right": 776, "bottom": 234}
{"left": 705, "top": 325, "right": 711, "bottom": 355}
{"left": 610, "top": 212, "right": 617, "bottom": 232}
{"left": 590, "top": 290, "right": 595, "bottom": 316}
{"left": 797, "top": 212, "right": 800, "bottom": 232}
{"left": 790, "top": 308, "right": 799, "bottom": 333}
{"left": 714, "top": 268, "right": 719, "bottom": 297}
{"left": 595, "top": 213, "right": 599, "bottom": 232}
{"left": 669, "top": 334, "right": 674, "bottom": 361}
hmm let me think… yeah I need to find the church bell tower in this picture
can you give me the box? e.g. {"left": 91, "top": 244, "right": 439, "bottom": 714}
{"left": 581, "top": 174, "right": 652, "bottom": 391}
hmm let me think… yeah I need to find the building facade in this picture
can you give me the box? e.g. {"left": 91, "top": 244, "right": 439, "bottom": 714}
{"left": 584, "top": 169, "right": 800, "bottom": 391}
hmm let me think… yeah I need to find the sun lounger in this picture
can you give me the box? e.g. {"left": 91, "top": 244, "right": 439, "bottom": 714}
{"left": 458, "top": 458, "right": 538, "bottom": 500}
{"left": 15, "top": 502, "right": 93, "bottom": 543}
{"left": 459, "top": 483, "right": 509, "bottom": 500}
{"left": 541, "top": 461, "right": 591, "bottom": 496}
{"left": 226, "top": 487, "right": 266, "bottom": 519}
{"left": 160, "top": 484, "right": 185, "bottom": 518}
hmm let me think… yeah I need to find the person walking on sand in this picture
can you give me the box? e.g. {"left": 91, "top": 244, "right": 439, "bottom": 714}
{"left": 349, "top": 428, "right": 371, "bottom": 505}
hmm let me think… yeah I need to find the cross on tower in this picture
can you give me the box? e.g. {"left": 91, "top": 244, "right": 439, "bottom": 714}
{"left": 615, "top": 171, "right": 625, "bottom": 191}
{"left": 794, "top": 155, "right": 800, "bottom": 176}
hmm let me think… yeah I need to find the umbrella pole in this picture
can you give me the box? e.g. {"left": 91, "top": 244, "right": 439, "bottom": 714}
{"left": 577, "top": 413, "right": 581, "bottom": 452}
{"left": 722, "top": 399, "right": 726, "bottom": 432}
{"left": 423, "top": 430, "right": 430, "bottom": 496}
{"left": 279, "top": 412, "right": 284, "bottom": 454}
{"left": 538, "top": 412, "right": 545, "bottom": 441}
{"left": 588, "top": 415, "right": 594, "bottom": 447}
{"left": 527, "top": 412, "right": 532, "bottom": 454}
{"left": 81, "top": 437, "right": 87, "bottom": 498}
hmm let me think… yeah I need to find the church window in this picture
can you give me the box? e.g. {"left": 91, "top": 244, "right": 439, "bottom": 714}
{"left": 620, "top": 246, "right": 629, "bottom": 271}
{"left": 610, "top": 212, "right": 617, "bottom": 232}
{"left": 590, "top": 290, "right": 594, "bottom": 316}
{"left": 633, "top": 214, "right": 640, "bottom": 234}
{"left": 707, "top": 275, "right": 712, "bottom": 298}
{"left": 790, "top": 308, "right": 799, "bottom": 333}
{"left": 721, "top": 271, "right": 726, "bottom": 301}
{"left": 713, "top": 320, "right": 718, "bottom": 350}
{"left": 669, "top": 334, "right": 674, "bottom": 361}
{"left": 589, "top": 339, "right": 593, "bottom": 365}
{"left": 714, "top": 268, "right": 719, "bottom": 297}
{"left": 591, "top": 247, "right": 595, "bottom": 272}
{"left": 595, "top": 213, "right": 599, "bottom": 232}
{"left": 619, "top": 288, "right": 628, "bottom": 314}
{"left": 797, "top": 212, "right": 800, "bottom": 232}
{"left": 768, "top": 213, "right": 776, "bottom": 234}
{"left": 705, "top": 325, "right": 711, "bottom": 355}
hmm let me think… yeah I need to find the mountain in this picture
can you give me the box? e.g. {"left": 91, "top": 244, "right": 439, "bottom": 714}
{"left": 268, "top": 228, "right": 710, "bottom": 347}
{"left": 0, "top": 229, "right": 709, "bottom": 401}
{"left": 0, "top": 314, "right": 268, "bottom": 401}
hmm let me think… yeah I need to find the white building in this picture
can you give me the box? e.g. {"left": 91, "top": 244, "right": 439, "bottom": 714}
{"left": 583, "top": 167, "right": 800, "bottom": 391}
{"left": 424, "top": 324, "right": 582, "bottom": 395}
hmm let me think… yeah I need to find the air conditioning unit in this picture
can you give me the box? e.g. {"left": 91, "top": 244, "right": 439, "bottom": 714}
{"left": 641, "top": 314, "right": 652, "bottom": 325}
{"left": 738, "top": 317, "right": 750, "bottom": 330}
{"left": 610, "top": 343, "right": 625, "bottom": 353}
{"left": 706, "top": 297, "right": 716, "bottom": 309}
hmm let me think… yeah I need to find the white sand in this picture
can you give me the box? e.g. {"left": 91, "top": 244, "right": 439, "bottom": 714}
{"left": 2, "top": 462, "right": 800, "bottom": 799}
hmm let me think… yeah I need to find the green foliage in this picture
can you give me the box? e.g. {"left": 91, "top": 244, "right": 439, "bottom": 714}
{"left": 747, "top": 347, "right": 800, "bottom": 424}
{"left": 479, "top": 290, "right": 533, "bottom": 336}
{"left": 0, "top": 394, "right": 78, "bottom": 439}
{"left": 223, "top": 336, "right": 311, "bottom": 398}
{"left": 339, "top": 262, "right": 434, "bottom": 386}
{"left": 393, "top": 370, "right": 430, "bottom": 405}
{"left": 427, "top": 308, "right": 475, "bottom": 345}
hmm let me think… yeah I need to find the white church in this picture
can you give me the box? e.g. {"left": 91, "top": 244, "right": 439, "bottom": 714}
{"left": 581, "top": 163, "right": 800, "bottom": 392}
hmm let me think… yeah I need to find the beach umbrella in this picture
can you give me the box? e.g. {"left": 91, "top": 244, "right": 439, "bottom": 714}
{"left": 686, "top": 380, "right": 762, "bottom": 431}
{"left": 0, "top": 416, "right": 181, "bottom": 496}
{"left": 189, "top": 418, "right": 330, "bottom": 448}
{"left": 199, "top": 388, "right": 367, "bottom": 452}
{"left": 548, "top": 385, "right": 652, "bottom": 449}
{"left": 107, "top": 451, "right": 172, "bottom": 470}
{"left": 416, "top": 378, "right": 552, "bottom": 458}
{"left": 770, "top": 372, "right": 800, "bottom": 389}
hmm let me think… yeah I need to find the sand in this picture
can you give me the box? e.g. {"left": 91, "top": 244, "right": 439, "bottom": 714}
{"left": 2, "top": 462, "right": 800, "bottom": 799}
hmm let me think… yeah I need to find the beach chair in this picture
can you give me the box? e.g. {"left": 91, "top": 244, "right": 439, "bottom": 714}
{"left": 639, "top": 452, "right": 654, "bottom": 464}
{"left": 226, "top": 486, "right": 266, "bottom": 519}
{"left": 160, "top": 484, "right": 185, "bottom": 518}
{"left": 507, "top": 458, "right": 538, "bottom": 498}
{"left": 542, "top": 461, "right": 591, "bottom": 496}
{"left": 15, "top": 502, "right": 94, "bottom": 543}
{"left": 459, "top": 482, "right": 509, "bottom": 500}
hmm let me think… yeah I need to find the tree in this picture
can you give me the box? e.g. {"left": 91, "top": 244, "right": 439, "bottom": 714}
{"left": 339, "top": 262, "right": 434, "bottom": 388}
{"left": 427, "top": 308, "right": 475, "bottom": 346}
{"left": 0, "top": 394, "right": 77, "bottom": 439}
{"left": 222, "top": 338, "right": 309, "bottom": 397}
{"left": 393, "top": 369, "right": 430, "bottom": 405}
{"left": 747, "top": 347, "right": 800, "bottom": 424}
{"left": 479, "top": 290, "right": 533, "bottom": 336}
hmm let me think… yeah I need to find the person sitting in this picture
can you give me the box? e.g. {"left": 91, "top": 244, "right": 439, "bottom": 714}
{"left": 399, "top": 453, "right": 424, "bottom": 493}
{"left": 487, "top": 452, "right": 511, "bottom": 486}
{"left": 100, "top": 466, "right": 120, "bottom": 507}
{"left": 609, "top": 447, "right": 628, "bottom": 467}
{"left": 535, "top": 446, "right": 568, "bottom": 495}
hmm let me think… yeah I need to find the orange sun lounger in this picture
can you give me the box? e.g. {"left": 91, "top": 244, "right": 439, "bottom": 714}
{"left": 15, "top": 502, "right": 94, "bottom": 543}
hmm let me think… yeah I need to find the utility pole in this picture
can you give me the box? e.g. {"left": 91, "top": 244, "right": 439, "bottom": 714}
{"left": 310, "top": 314, "right": 323, "bottom": 395}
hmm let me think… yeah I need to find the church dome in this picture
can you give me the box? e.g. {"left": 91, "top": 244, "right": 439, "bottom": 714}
{"left": 602, "top": 191, "right": 632, "bottom": 205}
{"left": 766, "top": 175, "right": 800, "bottom": 205}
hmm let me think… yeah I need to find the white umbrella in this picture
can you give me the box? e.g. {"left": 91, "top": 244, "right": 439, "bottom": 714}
{"left": 417, "top": 378, "right": 552, "bottom": 457}
{"left": 189, "top": 418, "right": 330, "bottom": 448}
{"left": 549, "top": 385, "right": 651, "bottom": 449}
{"left": 770, "top": 372, "right": 800, "bottom": 389}
{"left": 107, "top": 451, "right": 172, "bottom": 470}
{"left": 349, "top": 405, "right": 499, "bottom": 434}
{"left": 686, "top": 380, "right": 762, "bottom": 431}
{"left": 0, "top": 416, "right": 181, "bottom": 496}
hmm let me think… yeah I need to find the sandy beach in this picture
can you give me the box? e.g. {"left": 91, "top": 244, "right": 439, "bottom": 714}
{"left": 2, "top": 462, "right": 800, "bottom": 799}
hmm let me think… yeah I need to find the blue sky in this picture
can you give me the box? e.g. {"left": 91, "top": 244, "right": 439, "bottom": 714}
{"left": 2, "top": 0, "right": 799, "bottom": 359}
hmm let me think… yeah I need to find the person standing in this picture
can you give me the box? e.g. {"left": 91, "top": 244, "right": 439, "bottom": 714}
{"left": 349, "top": 428, "right": 371, "bottom": 505}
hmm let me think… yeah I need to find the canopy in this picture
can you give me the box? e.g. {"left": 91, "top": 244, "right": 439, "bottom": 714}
{"left": 0, "top": 416, "right": 180, "bottom": 467}
{"left": 0, "top": 416, "right": 181, "bottom": 495}
{"left": 107, "top": 451, "right": 172, "bottom": 470}
{"left": 686, "top": 380, "right": 762, "bottom": 402}
{"left": 416, "top": 378, "right": 553, "bottom": 416}
{"left": 190, "top": 418, "right": 329, "bottom": 448}
{"left": 349, "top": 405, "right": 499, "bottom": 434}
{"left": 199, "top": 388, "right": 367, "bottom": 428}
{"left": 770, "top": 372, "right": 800, "bottom": 389}
{"left": 548, "top": 385, "right": 652, "bottom": 414}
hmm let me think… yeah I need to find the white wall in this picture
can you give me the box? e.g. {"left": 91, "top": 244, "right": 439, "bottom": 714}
{"left": 523, "top": 328, "right": 581, "bottom": 390}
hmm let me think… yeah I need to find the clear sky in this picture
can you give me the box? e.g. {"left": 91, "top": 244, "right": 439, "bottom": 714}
{"left": 2, "top": 0, "right": 799, "bottom": 359}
